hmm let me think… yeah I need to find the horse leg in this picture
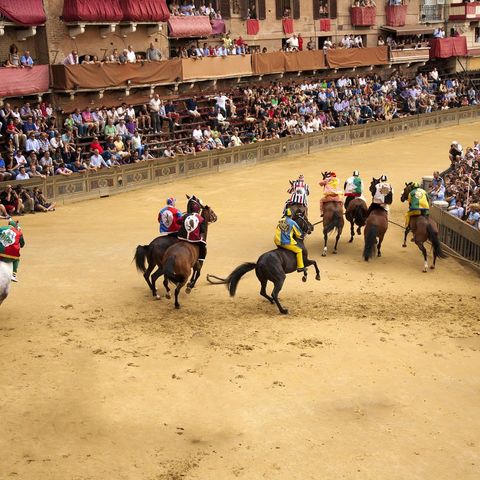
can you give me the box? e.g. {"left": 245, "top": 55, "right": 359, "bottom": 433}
{"left": 143, "top": 263, "right": 155, "bottom": 295}
{"left": 259, "top": 277, "right": 274, "bottom": 304}
{"left": 322, "top": 231, "right": 328, "bottom": 257}
{"left": 186, "top": 267, "right": 202, "bottom": 293}
{"left": 417, "top": 241, "right": 428, "bottom": 272}
{"left": 271, "top": 275, "right": 288, "bottom": 315}
{"left": 163, "top": 277, "right": 171, "bottom": 300}
{"left": 402, "top": 226, "right": 410, "bottom": 248}
{"left": 305, "top": 258, "right": 321, "bottom": 281}
{"left": 151, "top": 268, "right": 164, "bottom": 299}
{"left": 349, "top": 220, "right": 354, "bottom": 243}
{"left": 333, "top": 228, "right": 342, "bottom": 254}
{"left": 377, "top": 233, "right": 384, "bottom": 257}
{"left": 174, "top": 282, "right": 186, "bottom": 309}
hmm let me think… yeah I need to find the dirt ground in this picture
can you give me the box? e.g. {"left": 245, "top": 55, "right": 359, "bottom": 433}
{"left": 1, "top": 124, "right": 480, "bottom": 480}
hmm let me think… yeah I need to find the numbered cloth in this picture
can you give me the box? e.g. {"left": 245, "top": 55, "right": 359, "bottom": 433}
{"left": 409, "top": 188, "right": 429, "bottom": 211}
{"left": 158, "top": 206, "right": 183, "bottom": 233}
{"left": 274, "top": 216, "right": 303, "bottom": 246}
{"left": 0, "top": 225, "right": 24, "bottom": 260}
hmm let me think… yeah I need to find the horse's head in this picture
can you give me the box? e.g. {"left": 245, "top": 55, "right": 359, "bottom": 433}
{"left": 293, "top": 212, "right": 313, "bottom": 235}
{"left": 401, "top": 182, "right": 414, "bottom": 203}
{"left": 369, "top": 177, "right": 379, "bottom": 197}
{"left": 201, "top": 205, "right": 218, "bottom": 224}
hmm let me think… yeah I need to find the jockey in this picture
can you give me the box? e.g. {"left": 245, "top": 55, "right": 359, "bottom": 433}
{"left": 274, "top": 208, "right": 306, "bottom": 273}
{"left": 158, "top": 197, "right": 183, "bottom": 235}
{"left": 344, "top": 170, "right": 364, "bottom": 209}
{"left": 369, "top": 174, "right": 393, "bottom": 215}
{"left": 405, "top": 181, "right": 430, "bottom": 227}
{"left": 0, "top": 219, "right": 25, "bottom": 282}
{"left": 287, "top": 174, "right": 310, "bottom": 207}
{"left": 177, "top": 196, "right": 207, "bottom": 267}
{"left": 319, "top": 171, "right": 343, "bottom": 215}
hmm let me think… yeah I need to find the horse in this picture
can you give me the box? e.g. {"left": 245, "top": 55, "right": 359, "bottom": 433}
{"left": 322, "top": 202, "right": 344, "bottom": 256}
{"left": 400, "top": 182, "right": 446, "bottom": 272}
{"left": 363, "top": 178, "right": 389, "bottom": 261}
{"left": 162, "top": 205, "right": 217, "bottom": 308}
{"left": 134, "top": 194, "right": 200, "bottom": 298}
{"left": 208, "top": 216, "right": 320, "bottom": 315}
{"left": 0, "top": 261, "right": 13, "bottom": 306}
{"left": 345, "top": 197, "right": 368, "bottom": 243}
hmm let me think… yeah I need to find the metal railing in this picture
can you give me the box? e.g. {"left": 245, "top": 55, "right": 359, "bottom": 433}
{"left": 420, "top": 4, "right": 444, "bottom": 22}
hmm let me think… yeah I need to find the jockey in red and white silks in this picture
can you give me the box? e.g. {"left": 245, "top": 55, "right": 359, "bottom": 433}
{"left": 288, "top": 174, "right": 310, "bottom": 206}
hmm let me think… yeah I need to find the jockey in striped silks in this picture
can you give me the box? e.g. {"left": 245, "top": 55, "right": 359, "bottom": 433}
{"left": 287, "top": 174, "right": 310, "bottom": 207}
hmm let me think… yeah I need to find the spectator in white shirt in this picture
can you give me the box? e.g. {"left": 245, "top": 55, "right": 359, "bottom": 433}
{"left": 90, "top": 149, "right": 110, "bottom": 169}
{"left": 215, "top": 93, "right": 229, "bottom": 116}
{"left": 25, "top": 132, "right": 40, "bottom": 153}
{"left": 16, "top": 166, "right": 30, "bottom": 180}
{"left": 126, "top": 45, "right": 136, "bottom": 63}
{"left": 192, "top": 127, "right": 203, "bottom": 142}
{"left": 63, "top": 50, "right": 79, "bottom": 65}
{"left": 286, "top": 34, "right": 299, "bottom": 51}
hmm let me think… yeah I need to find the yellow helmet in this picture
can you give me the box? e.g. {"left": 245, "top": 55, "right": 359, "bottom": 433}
{"left": 412, "top": 181, "right": 420, "bottom": 188}
{"left": 285, "top": 208, "right": 292, "bottom": 217}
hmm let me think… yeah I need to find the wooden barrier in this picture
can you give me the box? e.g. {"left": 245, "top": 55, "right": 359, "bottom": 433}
{"left": 2, "top": 106, "right": 480, "bottom": 206}
{"left": 430, "top": 205, "right": 480, "bottom": 266}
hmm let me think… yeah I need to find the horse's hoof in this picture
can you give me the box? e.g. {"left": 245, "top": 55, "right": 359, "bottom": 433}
{"left": 166, "top": 293, "right": 171, "bottom": 300}
{"left": 302, "top": 276, "right": 307, "bottom": 283}
{"left": 333, "top": 250, "right": 337, "bottom": 255}
{"left": 422, "top": 268, "right": 428, "bottom": 273}
{"left": 315, "top": 275, "right": 321, "bottom": 281}
{"left": 402, "top": 244, "right": 407, "bottom": 248}
{"left": 321, "top": 252, "right": 327, "bottom": 257}
{"left": 175, "top": 304, "right": 180, "bottom": 309}
{"left": 155, "top": 294, "right": 161, "bottom": 300}
{"left": 280, "top": 309, "right": 289, "bottom": 315}
{"left": 185, "top": 287, "right": 191, "bottom": 294}
{"left": 430, "top": 265, "right": 435, "bottom": 270}
{"left": 377, "top": 253, "right": 382, "bottom": 257}
{"left": 349, "top": 239, "right": 353, "bottom": 243}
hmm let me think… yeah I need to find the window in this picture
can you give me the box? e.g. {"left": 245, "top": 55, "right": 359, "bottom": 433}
{"left": 275, "top": 0, "right": 300, "bottom": 20}
{"left": 419, "top": 0, "right": 443, "bottom": 22}
{"left": 313, "top": 0, "right": 337, "bottom": 19}
{"left": 167, "top": 0, "right": 230, "bottom": 19}
{"left": 239, "top": 0, "right": 266, "bottom": 20}
{"left": 476, "top": 27, "right": 480, "bottom": 43}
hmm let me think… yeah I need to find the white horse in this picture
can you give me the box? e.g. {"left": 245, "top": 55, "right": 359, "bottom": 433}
{"left": 0, "top": 261, "right": 13, "bottom": 306}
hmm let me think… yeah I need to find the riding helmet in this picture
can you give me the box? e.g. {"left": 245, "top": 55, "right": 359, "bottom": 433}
{"left": 166, "top": 197, "right": 176, "bottom": 206}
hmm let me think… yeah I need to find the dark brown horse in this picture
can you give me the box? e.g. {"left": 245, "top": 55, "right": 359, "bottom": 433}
{"left": 162, "top": 205, "right": 217, "bottom": 308}
{"left": 207, "top": 216, "right": 320, "bottom": 315}
{"left": 401, "top": 182, "right": 446, "bottom": 272}
{"left": 363, "top": 179, "right": 389, "bottom": 261}
{"left": 345, "top": 197, "right": 368, "bottom": 243}
{"left": 322, "top": 201, "right": 344, "bottom": 256}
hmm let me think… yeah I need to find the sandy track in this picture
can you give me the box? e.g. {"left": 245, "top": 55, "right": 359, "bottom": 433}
{"left": 1, "top": 123, "right": 479, "bottom": 480}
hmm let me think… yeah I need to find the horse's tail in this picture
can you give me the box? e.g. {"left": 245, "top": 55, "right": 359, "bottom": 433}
{"left": 325, "top": 210, "right": 341, "bottom": 234}
{"left": 226, "top": 262, "right": 256, "bottom": 297}
{"left": 354, "top": 204, "right": 367, "bottom": 227}
{"left": 363, "top": 224, "right": 377, "bottom": 261}
{"left": 134, "top": 245, "right": 150, "bottom": 274}
{"left": 427, "top": 222, "right": 447, "bottom": 259}
{"left": 164, "top": 255, "right": 184, "bottom": 284}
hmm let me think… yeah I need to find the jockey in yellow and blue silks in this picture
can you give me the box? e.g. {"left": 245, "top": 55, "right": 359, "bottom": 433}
{"left": 405, "top": 181, "right": 430, "bottom": 227}
{"left": 274, "top": 208, "right": 305, "bottom": 272}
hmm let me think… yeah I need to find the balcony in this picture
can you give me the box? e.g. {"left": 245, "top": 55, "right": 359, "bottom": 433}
{"left": 449, "top": 2, "right": 480, "bottom": 21}
{"left": 350, "top": 6, "right": 376, "bottom": 26}
{"left": 390, "top": 47, "right": 430, "bottom": 64}
{"left": 0, "top": 65, "right": 50, "bottom": 98}
{"left": 429, "top": 37, "right": 467, "bottom": 59}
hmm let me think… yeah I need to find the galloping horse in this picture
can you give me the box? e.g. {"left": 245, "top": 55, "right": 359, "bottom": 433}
{"left": 0, "top": 260, "right": 13, "bottom": 306}
{"left": 320, "top": 172, "right": 344, "bottom": 256}
{"left": 401, "top": 182, "right": 446, "bottom": 272}
{"left": 162, "top": 205, "right": 217, "bottom": 308}
{"left": 134, "top": 195, "right": 199, "bottom": 298}
{"left": 208, "top": 216, "right": 320, "bottom": 315}
{"left": 345, "top": 197, "right": 368, "bottom": 243}
{"left": 363, "top": 178, "right": 388, "bottom": 261}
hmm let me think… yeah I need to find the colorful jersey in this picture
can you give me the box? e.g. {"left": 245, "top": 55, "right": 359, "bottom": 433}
{"left": 274, "top": 216, "right": 303, "bottom": 246}
{"left": 373, "top": 182, "right": 393, "bottom": 205}
{"left": 0, "top": 225, "right": 24, "bottom": 260}
{"left": 408, "top": 188, "right": 429, "bottom": 211}
{"left": 344, "top": 176, "right": 363, "bottom": 196}
{"left": 320, "top": 177, "right": 343, "bottom": 198}
{"left": 288, "top": 180, "right": 310, "bottom": 206}
{"left": 158, "top": 206, "right": 183, "bottom": 233}
{"left": 178, "top": 213, "right": 205, "bottom": 242}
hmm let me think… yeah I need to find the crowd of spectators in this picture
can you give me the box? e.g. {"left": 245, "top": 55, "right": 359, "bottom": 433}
{"left": 168, "top": 0, "right": 223, "bottom": 19}
{"left": 438, "top": 140, "right": 480, "bottom": 230}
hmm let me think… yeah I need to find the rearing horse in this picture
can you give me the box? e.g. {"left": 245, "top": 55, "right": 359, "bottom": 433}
{"left": 401, "top": 182, "right": 446, "bottom": 272}
{"left": 162, "top": 205, "right": 217, "bottom": 308}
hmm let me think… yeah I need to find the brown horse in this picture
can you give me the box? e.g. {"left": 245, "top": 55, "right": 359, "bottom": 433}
{"left": 401, "top": 182, "right": 446, "bottom": 272}
{"left": 162, "top": 205, "right": 217, "bottom": 308}
{"left": 363, "top": 207, "right": 388, "bottom": 261}
{"left": 345, "top": 197, "right": 368, "bottom": 243}
{"left": 322, "top": 201, "right": 344, "bottom": 256}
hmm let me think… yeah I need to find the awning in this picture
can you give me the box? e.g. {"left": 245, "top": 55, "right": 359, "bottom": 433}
{"left": 62, "top": 0, "right": 123, "bottom": 22}
{"left": 429, "top": 37, "right": 467, "bottom": 59}
{"left": 120, "top": 0, "right": 170, "bottom": 22}
{"left": 168, "top": 16, "right": 212, "bottom": 38}
{"left": 0, "top": 0, "right": 46, "bottom": 25}
{"left": 0, "top": 65, "right": 49, "bottom": 97}
{"left": 381, "top": 25, "right": 436, "bottom": 36}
